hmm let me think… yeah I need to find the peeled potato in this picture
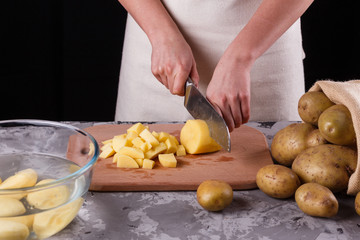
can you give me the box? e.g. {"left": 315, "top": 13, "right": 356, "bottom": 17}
{"left": 27, "top": 179, "right": 70, "bottom": 210}
{"left": 0, "top": 168, "right": 38, "bottom": 190}
{"left": 0, "top": 198, "right": 26, "bottom": 217}
{"left": 33, "top": 197, "right": 84, "bottom": 239}
{"left": 0, "top": 219, "right": 29, "bottom": 240}
{"left": 0, "top": 215, "right": 34, "bottom": 230}
{"left": 0, "top": 168, "right": 38, "bottom": 199}
{"left": 180, "top": 119, "right": 221, "bottom": 154}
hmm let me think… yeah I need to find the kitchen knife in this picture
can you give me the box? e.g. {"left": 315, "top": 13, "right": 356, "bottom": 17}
{"left": 184, "top": 77, "right": 231, "bottom": 152}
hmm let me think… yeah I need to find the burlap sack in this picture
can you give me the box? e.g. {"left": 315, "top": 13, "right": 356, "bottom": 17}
{"left": 309, "top": 80, "right": 360, "bottom": 195}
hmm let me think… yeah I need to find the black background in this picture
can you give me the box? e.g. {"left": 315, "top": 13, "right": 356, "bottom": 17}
{"left": 1, "top": 0, "right": 359, "bottom": 121}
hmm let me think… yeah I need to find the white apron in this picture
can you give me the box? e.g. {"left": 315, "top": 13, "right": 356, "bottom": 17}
{"left": 115, "top": 0, "right": 305, "bottom": 122}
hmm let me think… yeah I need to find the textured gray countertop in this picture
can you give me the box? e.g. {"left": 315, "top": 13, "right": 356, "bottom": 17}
{"left": 22, "top": 122, "right": 360, "bottom": 239}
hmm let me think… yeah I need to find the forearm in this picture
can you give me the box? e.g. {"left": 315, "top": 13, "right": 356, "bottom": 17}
{"left": 230, "top": 0, "right": 314, "bottom": 66}
{"left": 118, "top": 0, "right": 182, "bottom": 45}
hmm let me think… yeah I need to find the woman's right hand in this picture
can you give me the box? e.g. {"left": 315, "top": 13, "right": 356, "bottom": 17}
{"left": 150, "top": 34, "right": 199, "bottom": 96}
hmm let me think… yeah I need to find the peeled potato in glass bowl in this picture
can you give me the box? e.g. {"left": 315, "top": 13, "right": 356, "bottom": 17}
{"left": 0, "top": 119, "right": 99, "bottom": 239}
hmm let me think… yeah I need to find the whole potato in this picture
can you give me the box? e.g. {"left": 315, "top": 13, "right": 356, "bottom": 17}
{"left": 318, "top": 104, "right": 356, "bottom": 146}
{"left": 355, "top": 192, "right": 360, "bottom": 216}
{"left": 256, "top": 164, "right": 300, "bottom": 199}
{"left": 298, "top": 91, "right": 335, "bottom": 126}
{"left": 306, "top": 129, "right": 328, "bottom": 148}
{"left": 292, "top": 144, "right": 357, "bottom": 193}
{"left": 196, "top": 180, "right": 233, "bottom": 211}
{"left": 271, "top": 123, "right": 316, "bottom": 166}
{"left": 295, "top": 183, "right": 338, "bottom": 218}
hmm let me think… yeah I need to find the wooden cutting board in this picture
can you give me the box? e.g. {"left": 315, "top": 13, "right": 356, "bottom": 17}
{"left": 80, "top": 123, "right": 273, "bottom": 191}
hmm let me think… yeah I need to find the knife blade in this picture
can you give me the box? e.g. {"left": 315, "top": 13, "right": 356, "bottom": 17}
{"left": 184, "top": 77, "right": 231, "bottom": 152}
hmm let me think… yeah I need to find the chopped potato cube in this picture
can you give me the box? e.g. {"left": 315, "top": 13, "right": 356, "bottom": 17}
{"left": 158, "top": 132, "right": 170, "bottom": 142}
{"left": 132, "top": 137, "right": 145, "bottom": 149}
{"left": 176, "top": 145, "right": 187, "bottom": 157}
{"left": 169, "top": 135, "right": 179, "bottom": 146}
{"left": 126, "top": 131, "right": 138, "bottom": 141}
{"left": 165, "top": 138, "right": 177, "bottom": 154}
{"left": 139, "top": 142, "right": 152, "bottom": 152}
{"left": 112, "top": 134, "right": 132, "bottom": 152}
{"left": 99, "top": 145, "right": 115, "bottom": 159}
{"left": 117, "top": 146, "right": 145, "bottom": 159}
{"left": 101, "top": 142, "right": 112, "bottom": 151}
{"left": 101, "top": 139, "right": 113, "bottom": 145}
{"left": 116, "top": 154, "right": 139, "bottom": 168}
{"left": 127, "top": 123, "right": 147, "bottom": 135}
{"left": 152, "top": 131, "right": 159, "bottom": 140}
{"left": 140, "top": 128, "right": 160, "bottom": 147}
{"left": 142, "top": 159, "right": 155, "bottom": 169}
{"left": 145, "top": 142, "right": 167, "bottom": 159}
{"left": 158, "top": 153, "right": 177, "bottom": 168}
{"left": 134, "top": 158, "right": 144, "bottom": 168}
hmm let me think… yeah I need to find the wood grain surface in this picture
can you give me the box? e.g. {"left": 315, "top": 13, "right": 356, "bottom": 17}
{"left": 76, "top": 123, "right": 273, "bottom": 191}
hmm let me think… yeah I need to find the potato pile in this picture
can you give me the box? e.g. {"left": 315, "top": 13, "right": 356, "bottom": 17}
{"left": 99, "top": 120, "right": 222, "bottom": 169}
{"left": 0, "top": 168, "right": 83, "bottom": 239}
{"left": 256, "top": 91, "right": 358, "bottom": 218}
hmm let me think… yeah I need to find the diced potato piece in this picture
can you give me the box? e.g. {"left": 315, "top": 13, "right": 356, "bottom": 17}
{"left": 158, "top": 153, "right": 177, "bottom": 168}
{"left": 101, "top": 139, "right": 113, "bottom": 145}
{"left": 132, "top": 137, "right": 145, "bottom": 149}
{"left": 139, "top": 142, "right": 152, "bottom": 152}
{"left": 145, "top": 142, "right": 167, "bottom": 159}
{"left": 126, "top": 131, "right": 138, "bottom": 141}
{"left": 116, "top": 154, "right": 139, "bottom": 168}
{"left": 165, "top": 138, "right": 177, "bottom": 154}
{"left": 176, "top": 145, "right": 187, "bottom": 157}
{"left": 101, "top": 142, "right": 112, "bottom": 151}
{"left": 152, "top": 131, "right": 159, "bottom": 140}
{"left": 116, "top": 146, "right": 144, "bottom": 159}
{"left": 134, "top": 158, "right": 144, "bottom": 168}
{"left": 140, "top": 128, "right": 160, "bottom": 147}
{"left": 142, "top": 159, "right": 155, "bottom": 169}
{"left": 112, "top": 134, "right": 133, "bottom": 152}
{"left": 99, "top": 145, "right": 115, "bottom": 159}
{"left": 169, "top": 135, "right": 180, "bottom": 146}
{"left": 158, "top": 131, "right": 170, "bottom": 142}
{"left": 180, "top": 119, "right": 221, "bottom": 154}
{"left": 127, "top": 123, "right": 146, "bottom": 135}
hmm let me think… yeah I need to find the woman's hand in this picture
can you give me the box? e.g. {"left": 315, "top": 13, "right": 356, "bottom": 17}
{"left": 150, "top": 35, "right": 199, "bottom": 96}
{"left": 206, "top": 48, "right": 252, "bottom": 132}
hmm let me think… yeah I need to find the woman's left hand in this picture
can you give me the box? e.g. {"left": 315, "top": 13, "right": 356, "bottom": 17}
{"left": 206, "top": 50, "right": 253, "bottom": 132}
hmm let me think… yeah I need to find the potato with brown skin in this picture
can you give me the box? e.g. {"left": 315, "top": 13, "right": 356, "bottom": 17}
{"left": 196, "top": 180, "right": 233, "bottom": 212}
{"left": 295, "top": 183, "right": 338, "bottom": 218}
{"left": 355, "top": 192, "right": 360, "bottom": 216}
{"left": 256, "top": 164, "right": 301, "bottom": 199}
{"left": 292, "top": 144, "right": 357, "bottom": 193}
{"left": 271, "top": 123, "right": 316, "bottom": 166}
{"left": 318, "top": 104, "right": 356, "bottom": 146}
{"left": 306, "top": 129, "right": 328, "bottom": 147}
{"left": 298, "top": 91, "right": 335, "bottom": 126}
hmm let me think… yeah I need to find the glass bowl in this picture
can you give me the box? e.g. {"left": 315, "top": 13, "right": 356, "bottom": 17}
{"left": 0, "top": 119, "right": 99, "bottom": 239}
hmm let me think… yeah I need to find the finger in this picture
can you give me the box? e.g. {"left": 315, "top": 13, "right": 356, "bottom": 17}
{"left": 189, "top": 59, "right": 200, "bottom": 88}
{"left": 172, "top": 71, "right": 188, "bottom": 96}
{"left": 211, "top": 100, "right": 235, "bottom": 132}
{"left": 240, "top": 95, "right": 250, "bottom": 124}
{"left": 229, "top": 95, "right": 243, "bottom": 128}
